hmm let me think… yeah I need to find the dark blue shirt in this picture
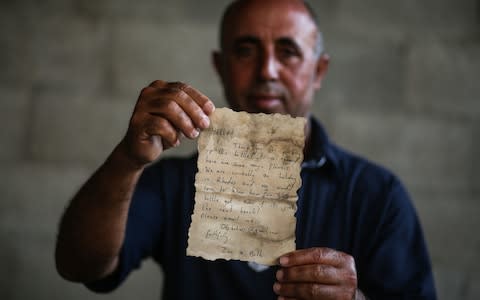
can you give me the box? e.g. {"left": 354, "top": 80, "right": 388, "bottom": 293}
{"left": 87, "top": 118, "right": 436, "bottom": 299}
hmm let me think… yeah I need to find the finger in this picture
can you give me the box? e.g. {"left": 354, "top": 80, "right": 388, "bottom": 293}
{"left": 158, "top": 86, "right": 210, "bottom": 130}
{"left": 125, "top": 115, "right": 178, "bottom": 164}
{"left": 148, "top": 98, "right": 199, "bottom": 139}
{"left": 168, "top": 82, "right": 215, "bottom": 115}
{"left": 175, "top": 92, "right": 211, "bottom": 130}
{"left": 141, "top": 115, "right": 180, "bottom": 148}
{"left": 274, "top": 282, "right": 338, "bottom": 300}
{"left": 151, "top": 101, "right": 200, "bottom": 139}
{"left": 276, "top": 264, "right": 340, "bottom": 284}
{"left": 143, "top": 86, "right": 207, "bottom": 136}
{"left": 279, "top": 248, "right": 350, "bottom": 268}
{"left": 148, "top": 80, "right": 168, "bottom": 88}
{"left": 130, "top": 113, "right": 179, "bottom": 148}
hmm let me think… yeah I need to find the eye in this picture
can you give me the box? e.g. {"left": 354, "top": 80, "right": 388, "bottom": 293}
{"left": 278, "top": 46, "right": 300, "bottom": 60}
{"left": 234, "top": 44, "right": 257, "bottom": 59}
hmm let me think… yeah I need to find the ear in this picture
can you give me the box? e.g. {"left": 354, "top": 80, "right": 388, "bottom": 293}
{"left": 212, "top": 50, "right": 224, "bottom": 79}
{"left": 313, "top": 53, "right": 330, "bottom": 90}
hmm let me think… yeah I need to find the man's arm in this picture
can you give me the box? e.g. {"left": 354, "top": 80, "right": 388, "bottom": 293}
{"left": 55, "top": 80, "right": 214, "bottom": 283}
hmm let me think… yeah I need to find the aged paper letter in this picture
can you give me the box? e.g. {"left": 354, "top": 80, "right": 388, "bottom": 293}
{"left": 187, "top": 108, "right": 306, "bottom": 265}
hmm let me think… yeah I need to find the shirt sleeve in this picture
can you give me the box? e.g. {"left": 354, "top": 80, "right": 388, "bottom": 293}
{"left": 85, "top": 164, "right": 164, "bottom": 293}
{"left": 358, "top": 176, "right": 437, "bottom": 300}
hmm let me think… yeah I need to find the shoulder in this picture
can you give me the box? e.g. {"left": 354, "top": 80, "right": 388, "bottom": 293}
{"left": 330, "top": 143, "right": 397, "bottom": 185}
{"left": 329, "top": 143, "right": 413, "bottom": 212}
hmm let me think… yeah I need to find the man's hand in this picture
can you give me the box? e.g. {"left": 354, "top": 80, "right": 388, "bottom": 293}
{"left": 274, "top": 247, "right": 364, "bottom": 300}
{"left": 119, "top": 80, "right": 215, "bottom": 168}
{"left": 55, "top": 81, "right": 214, "bottom": 282}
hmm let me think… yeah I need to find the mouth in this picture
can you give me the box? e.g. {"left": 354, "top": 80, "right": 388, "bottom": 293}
{"left": 249, "top": 94, "right": 283, "bottom": 110}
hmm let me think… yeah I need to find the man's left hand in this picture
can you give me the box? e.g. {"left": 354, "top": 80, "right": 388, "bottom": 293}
{"left": 273, "top": 247, "right": 362, "bottom": 300}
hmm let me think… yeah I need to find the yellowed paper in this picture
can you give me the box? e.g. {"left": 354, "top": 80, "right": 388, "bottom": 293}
{"left": 187, "top": 108, "right": 306, "bottom": 265}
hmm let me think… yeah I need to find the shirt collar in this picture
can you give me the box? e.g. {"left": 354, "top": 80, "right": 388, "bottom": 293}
{"left": 302, "top": 117, "right": 339, "bottom": 173}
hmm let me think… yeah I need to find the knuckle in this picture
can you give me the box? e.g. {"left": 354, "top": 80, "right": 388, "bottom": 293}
{"left": 157, "top": 122, "right": 177, "bottom": 142}
{"left": 156, "top": 117, "right": 170, "bottom": 129}
{"left": 149, "top": 79, "right": 165, "bottom": 87}
{"left": 164, "top": 131, "right": 178, "bottom": 144}
{"left": 311, "top": 248, "right": 324, "bottom": 263}
{"left": 169, "top": 81, "right": 188, "bottom": 90}
{"left": 192, "top": 106, "right": 207, "bottom": 121}
{"left": 129, "top": 112, "right": 144, "bottom": 128}
{"left": 346, "top": 272, "right": 358, "bottom": 286}
{"left": 163, "top": 86, "right": 190, "bottom": 104}
{"left": 310, "top": 284, "right": 322, "bottom": 298}
{"left": 143, "top": 119, "right": 156, "bottom": 132}
{"left": 332, "top": 250, "right": 343, "bottom": 260}
{"left": 344, "top": 255, "right": 356, "bottom": 269}
{"left": 139, "top": 86, "right": 151, "bottom": 95}
{"left": 345, "top": 287, "right": 357, "bottom": 300}
{"left": 340, "top": 291, "right": 352, "bottom": 300}
{"left": 347, "top": 255, "right": 355, "bottom": 265}
{"left": 164, "top": 99, "right": 179, "bottom": 112}
{"left": 313, "top": 265, "right": 325, "bottom": 279}
{"left": 176, "top": 89, "right": 191, "bottom": 103}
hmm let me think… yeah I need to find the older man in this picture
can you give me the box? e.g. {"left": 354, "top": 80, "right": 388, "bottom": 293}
{"left": 55, "top": 0, "right": 436, "bottom": 299}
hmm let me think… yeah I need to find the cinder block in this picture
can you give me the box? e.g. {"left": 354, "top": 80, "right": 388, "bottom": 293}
{"left": 329, "top": 110, "right": 472, "bottom": 193}
{"left": 0, "top": 230, "right": 162, "bottom": 300}
{"left": 467, "top": 272, "right": 480, "bottom": 300}
{"left": 29, "top": 15, "right": 109, "bottom": 93}
{"left": 0, "top": 86, "right": 29, "bottom": 161}
{"left": 406, "top": 41, "right": 480, "bottom": 120}
{"left": 0, "top": 161, "right": 163, "bottom": 299}
{"left": 433, "top": 266, "right": 467, "bottom": 300}
{"left": 0, "top": 11, "right": 33, "bottom": 84}
{"left": 29, "top": 90, "right": 133, "bottom": 164}
{"left": 314, "top": 35, "right": 408, "bottom": 115}
{"left": 28, "top": 86, "right": 199, "bottom": 164}
{"left": 304, "top": 0, "right": 340, "bottom": 25}
{"left": 337, "top": 0, "right": 478, "bottom": 40}
{"left": 473, "top": 121, "right": 480, "bottom": 194}
{"left": 111, "top": 20, "right": 224, "bottom": 108}
{"left": 0, "top": 163, "right": 91, "bottom": 235}
{"left": 415, "top": 193, "right": 480, "bottom": 270}
{"left": 0, "top": 231, "right": 17, "bottom": 299}
{"left": 75, "top": 0, "right": 185, "bottom": 21}
{"left": 0, "top": 0, "right": 75, "bottom": 16}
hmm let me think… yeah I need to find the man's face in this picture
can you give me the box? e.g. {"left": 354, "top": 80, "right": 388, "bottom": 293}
{"left": 214, "top": 0, "right": 328, "bottom": 118}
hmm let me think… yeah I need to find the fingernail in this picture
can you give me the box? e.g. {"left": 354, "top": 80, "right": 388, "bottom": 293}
{"left": 173, "top": 139, "right": 180, "bottom": 147}
{"left": 273, "top": 283, "right": 281, "bottom": 293}
{"left": 203, "top": 102, "right": 215, "bottom": 113}
{"left": 191, "top": 129, "right": 199, "bottom": 138}
{"left": 199, "top": 115, "right": 210, "bottom": 128}
{"left": 279, "top": 256, "right": 289, "bottom": 266}
{"left": 276, "top": 269, "right": 283, "bottom": 280}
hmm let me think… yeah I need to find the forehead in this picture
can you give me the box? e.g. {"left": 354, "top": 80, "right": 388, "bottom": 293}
{"left": 222, "top": 0, "right": 318, "bottom": 47}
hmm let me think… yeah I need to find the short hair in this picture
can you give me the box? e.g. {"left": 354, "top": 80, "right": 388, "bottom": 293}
{"left": 219, "top": 0, "right": 325, "bottom": 57}
{"left": 302, "top": 1, "right": 325, "bottom": 56}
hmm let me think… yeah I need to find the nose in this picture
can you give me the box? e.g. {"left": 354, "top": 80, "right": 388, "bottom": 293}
{"left": 258, "top": 50, "right": 279, "bottom": 81}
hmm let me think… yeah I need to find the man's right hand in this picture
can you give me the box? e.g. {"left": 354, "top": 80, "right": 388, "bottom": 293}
{"left": 119, "top": 80, "right": 215, "bottom": 168}
{"left": 55, "top": 80, "right": 214, "bottom": 282}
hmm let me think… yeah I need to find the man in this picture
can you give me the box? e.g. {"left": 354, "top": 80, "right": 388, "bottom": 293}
{"left": 55, "top": 0, "right": 436, "bottom": 299}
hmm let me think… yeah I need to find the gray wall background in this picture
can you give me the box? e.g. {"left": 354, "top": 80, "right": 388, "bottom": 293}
{"left": 0, "top": 0, "right": 479, "bottom": 299}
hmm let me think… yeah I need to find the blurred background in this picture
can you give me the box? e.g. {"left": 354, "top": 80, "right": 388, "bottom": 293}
{"left": 0, "top": 0, "right": 479, "bottom": 299}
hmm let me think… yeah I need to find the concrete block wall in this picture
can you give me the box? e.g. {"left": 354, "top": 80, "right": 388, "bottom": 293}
{"left": 0, "top": 1, "right": 478, "bottom": 299}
